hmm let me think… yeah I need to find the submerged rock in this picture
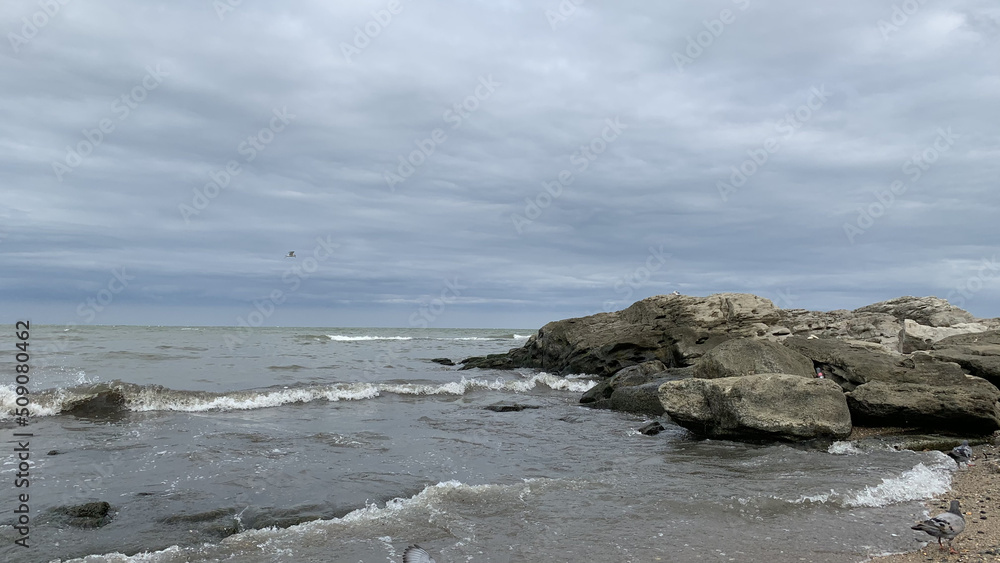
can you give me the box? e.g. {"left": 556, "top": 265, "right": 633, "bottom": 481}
{"left": 51, "top": 501, "right": 113, "bottom": 528}
{"left": 484, "top": 403, "right": 542, "bottom": 412}
{"left": 430, "top": 357, "right": 456, "bottom": 366}
{"left": 659, "top": 373, "right": 852, "bottom": 442}
{"left": 637, "top": 421, "right": 665, "bottom": 436}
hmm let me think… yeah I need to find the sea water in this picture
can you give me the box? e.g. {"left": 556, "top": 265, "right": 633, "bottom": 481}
{"left": 0, "top": 326, "right": 954, "bottom": 562}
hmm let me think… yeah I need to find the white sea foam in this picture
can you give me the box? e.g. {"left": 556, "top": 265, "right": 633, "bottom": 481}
{"left": 844, "top": 458, "right": 953, "bottom": 508}
{"left": 828, "top": 441, "right": 864, "bottom": 455}
{"left": 326, "top": 335, "right": 413, "bottom": 341}
{"left": 513, "top": 334, "right": 531, "bottom": 339}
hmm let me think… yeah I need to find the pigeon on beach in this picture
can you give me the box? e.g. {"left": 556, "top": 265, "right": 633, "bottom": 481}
{"left": 403, "top": 544, "right": 436, "bottom": 563}
{"left": 911, "top": 499, "right": 965, "bottom": 553}
{"left": 947, "top": 440, "right": 973, "bottom": 466}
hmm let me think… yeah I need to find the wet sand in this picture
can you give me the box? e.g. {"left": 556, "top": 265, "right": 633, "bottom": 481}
{"left": 871, "top": 442, "right": 1000, "bottom": 563}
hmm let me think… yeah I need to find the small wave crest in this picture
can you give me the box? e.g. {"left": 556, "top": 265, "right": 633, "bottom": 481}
{"left": 0, "top": 372, "right": 595, "bottom": 418}
{"left": 326, "top": 335, "right": 414, "bottom": 341}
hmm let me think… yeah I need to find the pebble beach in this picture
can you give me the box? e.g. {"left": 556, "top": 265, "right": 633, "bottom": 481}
{"left": 873, "top": 442, "right": 1000, "bottom": 563}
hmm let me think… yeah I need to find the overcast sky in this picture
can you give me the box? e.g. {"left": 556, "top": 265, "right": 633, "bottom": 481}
{"left": 2, "top": 0, "right": 999, "bottom": 329}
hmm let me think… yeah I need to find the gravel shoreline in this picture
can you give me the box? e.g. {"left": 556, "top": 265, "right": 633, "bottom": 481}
{"left": 870, "top": 442, "right": 1000, "bottom": 563}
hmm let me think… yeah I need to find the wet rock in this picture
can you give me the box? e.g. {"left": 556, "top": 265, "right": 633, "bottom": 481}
{"left": 659, "top": 373, "right": 852, "bottom": 442}
{"left": 430, "top": 358, "right": 455, "bottom": 366}
{"left": 694, "top": 338, "right": 815, "bottom": 379}
{"left": 637, "top": 421, "right": 665, "bottom": 435}
{"left": 609, "top": 380, "right": 670, "bottom": 415}
{"left": 52, "top": 501, "right": 113, "bottom": 528}
{"left": 484, "top": 403, "right": 542, "bottom": 412}
{"left": 579, "top": 360, "right": 667, "bottom": 406}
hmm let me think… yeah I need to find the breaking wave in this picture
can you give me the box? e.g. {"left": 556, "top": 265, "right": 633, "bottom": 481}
{"left": 0, "top": 373, "right": 597, "bottom": 419}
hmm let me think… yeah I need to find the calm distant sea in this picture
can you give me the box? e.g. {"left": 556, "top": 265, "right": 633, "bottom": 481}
{"left": 0, "top": 325, "right": 955, "bottom": 562}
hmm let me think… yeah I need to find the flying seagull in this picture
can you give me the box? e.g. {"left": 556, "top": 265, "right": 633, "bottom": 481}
{"left": 911, "top": 499, "right": 965, "bottom": 553}
{"left": 947, "top": 441, "right": 973, "bottom": 466}
{"left": 286, "top": 251, "right": 295, "bottom": 258}
{"left": 403, "top": 545, "right": 436, "bottom": 563}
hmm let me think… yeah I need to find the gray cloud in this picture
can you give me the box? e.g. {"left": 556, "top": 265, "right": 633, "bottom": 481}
{"left": 2, "top": 0, "right": 998, "bottom": 329}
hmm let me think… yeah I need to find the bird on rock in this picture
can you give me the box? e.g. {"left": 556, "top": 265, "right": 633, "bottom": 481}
{"left": 947, "top": 440, "right": 973, "bottom": 466}
{"left": 403, "top": 545, "right": 436, "bottom": 563}
{"left": 911, "top": 499, "right": 965, "bottom": 553}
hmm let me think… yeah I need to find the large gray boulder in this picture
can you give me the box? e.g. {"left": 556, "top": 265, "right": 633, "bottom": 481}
{"left": 579, "top": 360, "right": 668, "bottom": 407}
{"left": 695, "top": 338, "right": 815, "bottom": 379}
{"left": 928, "top": 330, "right": 1000, "bottom": 388}
{"left": 846, "top": 378, "right": 1000, "bottom": 433}
{"left": 658, "top": 373, "right": 852, "bottom": 441}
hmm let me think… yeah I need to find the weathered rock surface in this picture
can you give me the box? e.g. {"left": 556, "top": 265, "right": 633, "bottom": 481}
{"left": 898, "top": 319, "right": 994, "bottom": 354}
{"left": 929, "top": 330, "right": 1000, "bottom": 388}
{"left": 457, "top": 293, "right": 1000, "bottom": 439}
{"left": 659, "top": 374, "right": 852, "bottom": 441}
{"left": 694, "top": 338, "right": 815, "bottom": 379}
{"left": 855, "top": 296, "right": 978, "bottom": 327}
{"left": 464, "top": 293, "right": 784, "bottom": 376}
{"left": 461, "top": 294, "right": 996, "bottom": 376}
{"left": 846, "top": 378, "right": 1000, "bottom": 433}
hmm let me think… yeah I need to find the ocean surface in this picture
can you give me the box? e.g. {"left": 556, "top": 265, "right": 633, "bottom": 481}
{"left": 0, "top": 325, "right": 958, "bottom": 563}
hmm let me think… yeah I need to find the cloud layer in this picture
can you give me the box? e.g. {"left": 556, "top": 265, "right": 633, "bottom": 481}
{"left": 2, "top": 0, "right": 999, "bottom": 328}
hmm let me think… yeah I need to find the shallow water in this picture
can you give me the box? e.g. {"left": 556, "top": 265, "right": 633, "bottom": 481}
{"left": 0, "top": 326, "right": 954, "bottom": 562}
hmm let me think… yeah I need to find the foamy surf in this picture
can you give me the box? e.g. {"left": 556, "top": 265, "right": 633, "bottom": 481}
{"left": 52, "top": 479, "right": 560, "bottom": 563}
{"left": 0, "top": 373, "right": 596, "bottom": 418}
{"left": 773, "top": 455, "right": 955, "bottom": 509}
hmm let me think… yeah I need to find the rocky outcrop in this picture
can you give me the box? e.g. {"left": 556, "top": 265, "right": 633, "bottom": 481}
{"left": 456, "top": 293, "right": 1000, "bottom": 440}
{"left": 846, "top": 378, "right": 1000, "bottom": 433}
{"left": 464, "top": 293, "right": 785, "bottom": 376}
{"left": 694, "top": 338, "right": 815, "bottom": 379}
{"left": 659, "top": 373, "right": 852, "bottom": 441}
{"left": 929, "top": 330, "right": 1000, "bottom": 388}
{"left": 461, "top": 294, "right": 996, "bottom": 376}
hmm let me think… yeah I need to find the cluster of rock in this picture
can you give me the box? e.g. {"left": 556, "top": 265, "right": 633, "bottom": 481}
{"left": 461, "top": 293, "right": 1000, "bottom": 442}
